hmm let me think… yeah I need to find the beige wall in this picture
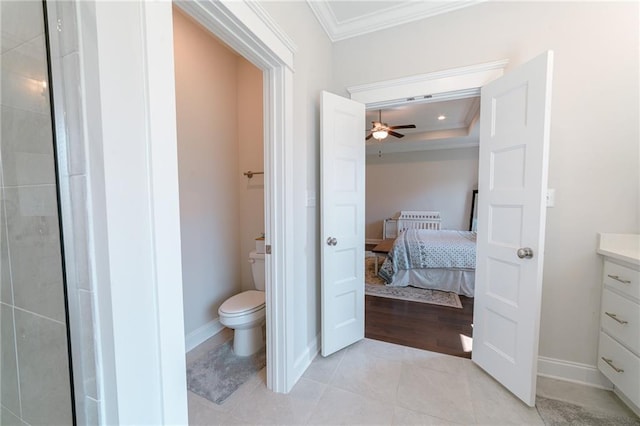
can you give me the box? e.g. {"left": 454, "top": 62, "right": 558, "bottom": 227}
{"left": 333, "top": 2, "right": 639, "bottom": 367}
{"left": 366, "top": 147, "right": 479, "bottom": 238}
{"left": 173, "top": 9, "right": 264, "bottom": 336}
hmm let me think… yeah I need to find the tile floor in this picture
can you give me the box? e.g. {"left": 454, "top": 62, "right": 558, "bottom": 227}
{"left": 187, "top": 334, "right": 637, "bottom": 425}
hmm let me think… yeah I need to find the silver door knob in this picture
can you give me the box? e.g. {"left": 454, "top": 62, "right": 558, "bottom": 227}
{"left": 326, "top": 237, "right": 337, "bottom": 246}
{"left": 517, "top": 247, "right": 534, "bottom": 259}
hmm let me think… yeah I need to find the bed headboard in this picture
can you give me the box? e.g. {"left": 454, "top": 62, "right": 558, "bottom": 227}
{"left": 397, "top": 210, "right": 441, "bottom": 232}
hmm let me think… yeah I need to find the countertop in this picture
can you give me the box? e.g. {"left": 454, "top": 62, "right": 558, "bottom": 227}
{"left": 597, "top": 233, "right": 640, "bottom": 266}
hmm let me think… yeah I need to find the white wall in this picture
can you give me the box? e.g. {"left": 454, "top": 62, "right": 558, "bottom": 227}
{"left": 366, "top": 147, "right": 478, "bottom": 238}
{"left": 173, "top": 9, "right": 264, "bottom": 337}
{"left": 259, "top": 1, "right": 334, "bottom": 374}
{"left": 81, "top": 2, "right": 188, "bottom": 423}
{"left": 333, "top": 2, "right": 640, "bottom": 369}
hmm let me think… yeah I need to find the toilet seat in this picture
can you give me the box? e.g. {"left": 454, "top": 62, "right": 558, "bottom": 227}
{"left": 219, "top": 290, "right": 265, "bottom": 317}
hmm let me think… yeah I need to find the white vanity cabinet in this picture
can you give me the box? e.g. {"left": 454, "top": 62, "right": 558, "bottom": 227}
{"left": 597, "top": 233, "right": 640, "bottom": 413}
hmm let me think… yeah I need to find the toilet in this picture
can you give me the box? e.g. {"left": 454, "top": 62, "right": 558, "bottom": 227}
{"left": 218, "top": 250, "right": 266, "bottom": 356}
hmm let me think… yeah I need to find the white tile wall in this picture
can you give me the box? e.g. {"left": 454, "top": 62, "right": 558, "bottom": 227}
{"left": 4, "top": 185, "right": 66, "bottom": 322}
{"left": 0, "top": 305, "right": 20, "bottom": 415}
{"left": 61, "top": 52, "right": 85, "bottom": 176}
{"left": 14, "top": 309, "right": 73, "bottom": 425}
{"left": 45, "top": 1, "right": 105, "bottom": 424}
{"left": 0, "top": 1, "right": 77, "bottom": 424}
{"left": 0, "top": 1, "right": 44, "bottom": 54}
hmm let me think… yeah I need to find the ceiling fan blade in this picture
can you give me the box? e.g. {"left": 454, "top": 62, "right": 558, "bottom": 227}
{"left": 366, "top": 133, "right": 373, "bottom": 140}
{"left": 388, "top": 130, "right": 405, "bottom": 138}
{"left": 388, "top": 124, "right": 416, "bottom": 130}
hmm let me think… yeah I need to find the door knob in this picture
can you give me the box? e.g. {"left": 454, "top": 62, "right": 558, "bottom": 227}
{"left": 326, "top": 237, "right": 337, "bottom": 246}
{"left": 517, "top": 247, "right": 534, "bottom": 259}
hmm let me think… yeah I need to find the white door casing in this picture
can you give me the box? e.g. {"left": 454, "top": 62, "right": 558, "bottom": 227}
{"left": 169, "top": 0, "right": 297, "bottom": 395}
{"left": 472, "top": 51, "right": 554, "bottom": 406}
{"left": 321, "top": 91, "right": 366, "bottom": 357}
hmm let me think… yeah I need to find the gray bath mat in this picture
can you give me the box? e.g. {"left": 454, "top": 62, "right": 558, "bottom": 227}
{"left": 536, "top": 396, "right": 640, "bottom": 425}
{"left": 187, "top": 340, "right": 266, "bottom": 404}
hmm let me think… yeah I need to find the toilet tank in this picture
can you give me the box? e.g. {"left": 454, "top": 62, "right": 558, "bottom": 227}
{"left": 249, "top": 250, "right": 265, "bottom": 291}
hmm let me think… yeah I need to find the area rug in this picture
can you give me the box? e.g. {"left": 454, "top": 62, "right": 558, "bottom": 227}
{"left": 536, "top": 396, "right": 640, "bottom": 425}
{"left": 365, "top": 255, "right": 462, "bottom": 309}
{"left": 187, "top": 340, "right": 266, "bottom": 405}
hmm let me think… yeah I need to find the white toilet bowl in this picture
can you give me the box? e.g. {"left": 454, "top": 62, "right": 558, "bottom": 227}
{"left": 218, "top": 290, "right": 265, "bottom": 356}
{"left": 218, "top": 251, "right": 266, "bottom": 356}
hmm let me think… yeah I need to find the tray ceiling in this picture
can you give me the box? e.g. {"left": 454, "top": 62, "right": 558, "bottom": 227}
{"left": 365, "top": 97, "right": 481, "bottom": 154}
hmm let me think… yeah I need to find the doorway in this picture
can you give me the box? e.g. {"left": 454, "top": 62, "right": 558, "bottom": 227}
{"left": 324, "top": 53, "right": 554, "bottom": 406}
{"left": 172, "top": 3, "right": 267, "bottom": 403}
{"left": 362, "top": 99, "right": 479, "bottom": 358}
{"left": 173, "top": 0, "right": 297, "bottom": 394}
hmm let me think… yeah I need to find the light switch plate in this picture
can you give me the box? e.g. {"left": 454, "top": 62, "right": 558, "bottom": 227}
{"left": 546, "top": 188, "right": 556, "bottom": 207}
{"left": 306, "top": 191, "right": 316, "bottom": 207}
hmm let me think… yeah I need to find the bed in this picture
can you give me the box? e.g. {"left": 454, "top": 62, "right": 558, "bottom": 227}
{"left": 378, "top": 217, "right": 477, "bottom": 297}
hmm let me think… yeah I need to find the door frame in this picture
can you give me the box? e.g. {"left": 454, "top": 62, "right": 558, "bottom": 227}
{"left": 347, "top": 59, "right": 508, "bottom": 108}
{"left": 345, "top": 58, "right": 508, "bottom": 338}
{"left": 175, "top": 0, "right": 297, "bottom": 393}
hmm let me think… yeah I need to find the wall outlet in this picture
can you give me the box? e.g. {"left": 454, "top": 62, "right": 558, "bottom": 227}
{"left": 546, "top": 188, "right": 556, "bottom": 207}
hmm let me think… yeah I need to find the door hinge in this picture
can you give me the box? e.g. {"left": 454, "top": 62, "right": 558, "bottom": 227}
{"left": 265, "top": 245, "right": 271, "bottom": 254}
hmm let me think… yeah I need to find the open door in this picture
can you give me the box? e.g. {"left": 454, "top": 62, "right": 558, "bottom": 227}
{"left": 472, "top": 51, "right": 554, "bottom": 406}
{"left": 320, "top": 91, "right": 366, "bottom": 357}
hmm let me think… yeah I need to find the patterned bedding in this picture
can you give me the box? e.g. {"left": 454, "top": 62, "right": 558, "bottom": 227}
{"left": 379, "top": 229, "right": 477, "bottom": 288}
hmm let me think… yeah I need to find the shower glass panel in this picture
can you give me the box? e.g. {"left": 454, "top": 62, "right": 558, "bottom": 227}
{"left": 1, "top": 1, "right": 74, "bottom": 424}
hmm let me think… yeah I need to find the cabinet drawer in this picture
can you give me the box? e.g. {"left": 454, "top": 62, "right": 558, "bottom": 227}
{"left": 604, "top": 261, "right": 640, "bottom": 301}
{"left": 602, "top": 288, "right": 640, "bottom": 355}
{"left": 598, "top": 332, "right": 640, "bottom": 407}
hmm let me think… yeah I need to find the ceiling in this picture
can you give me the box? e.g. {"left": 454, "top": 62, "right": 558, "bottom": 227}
{"left": 307, "top": 0, "right": 482, "bottom": 42}
{"left": 365, "top": 97, "right": 480, "bottom": 155}
{"left": 306, "top": 1, "right": 484, "bottom": 154}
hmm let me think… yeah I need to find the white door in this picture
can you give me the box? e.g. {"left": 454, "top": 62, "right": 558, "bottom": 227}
{"left": 472, "top": 51, "right": 554, "bottom": 406}
{"left": 320, "top": 91, "right": 366, "bottom": 357}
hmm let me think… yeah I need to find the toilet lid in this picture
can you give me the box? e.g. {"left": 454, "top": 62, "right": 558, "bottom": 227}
{"left": 219, "top": 290, "right": 265, "bottom": 315}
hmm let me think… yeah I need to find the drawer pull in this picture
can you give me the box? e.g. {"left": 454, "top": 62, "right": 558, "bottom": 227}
{"left": 607, "top": 274, "right": 631, "bottom": 284}
{"left": 605, "top": 312, "right": 629, "bottom": 325}
{"left": 601, "top": 357, "right": 624, "bottom": 373}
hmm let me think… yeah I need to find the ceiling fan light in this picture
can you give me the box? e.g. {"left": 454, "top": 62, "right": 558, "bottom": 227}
{"left": 373, "top": 129, "right": 388, "bottom": 140}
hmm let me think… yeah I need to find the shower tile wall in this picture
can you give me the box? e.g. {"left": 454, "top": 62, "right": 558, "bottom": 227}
{"left": 1, "top": 2, "right": 73, "bottom": 425}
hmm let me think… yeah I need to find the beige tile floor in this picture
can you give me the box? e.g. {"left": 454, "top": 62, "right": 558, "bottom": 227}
{"left": 187, "top": 334, "right": 636, "bottom": 425}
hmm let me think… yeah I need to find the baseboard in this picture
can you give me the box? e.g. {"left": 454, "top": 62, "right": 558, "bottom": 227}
{"left": 292, "top": 334, "right": 320, "bottom": 383}
{"left": 537, "top": 356, "right": 613, "bottom": 390}
{"left": 184, "top": 318, "right": 225, "bottom": 353}
{"left": 366, "top": 238, "right": 383, "bottom": 245}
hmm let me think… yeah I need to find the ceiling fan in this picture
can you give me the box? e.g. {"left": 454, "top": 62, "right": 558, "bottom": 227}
{"left": 366, "top": 110, "right": 416, "bottom": 141}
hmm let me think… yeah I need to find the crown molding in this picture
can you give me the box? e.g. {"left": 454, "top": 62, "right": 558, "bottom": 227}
{"left": 307, "top": 0, "right": 483, "bottom": 42}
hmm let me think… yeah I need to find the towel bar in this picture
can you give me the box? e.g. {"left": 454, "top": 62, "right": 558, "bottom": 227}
{"left": 243, "top": 171, "right": 264, "bottom": 179}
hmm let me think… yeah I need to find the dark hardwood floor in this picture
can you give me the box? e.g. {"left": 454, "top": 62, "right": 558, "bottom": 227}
{"left": 365, "top": 294, "right": 474, "bottom": 358}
